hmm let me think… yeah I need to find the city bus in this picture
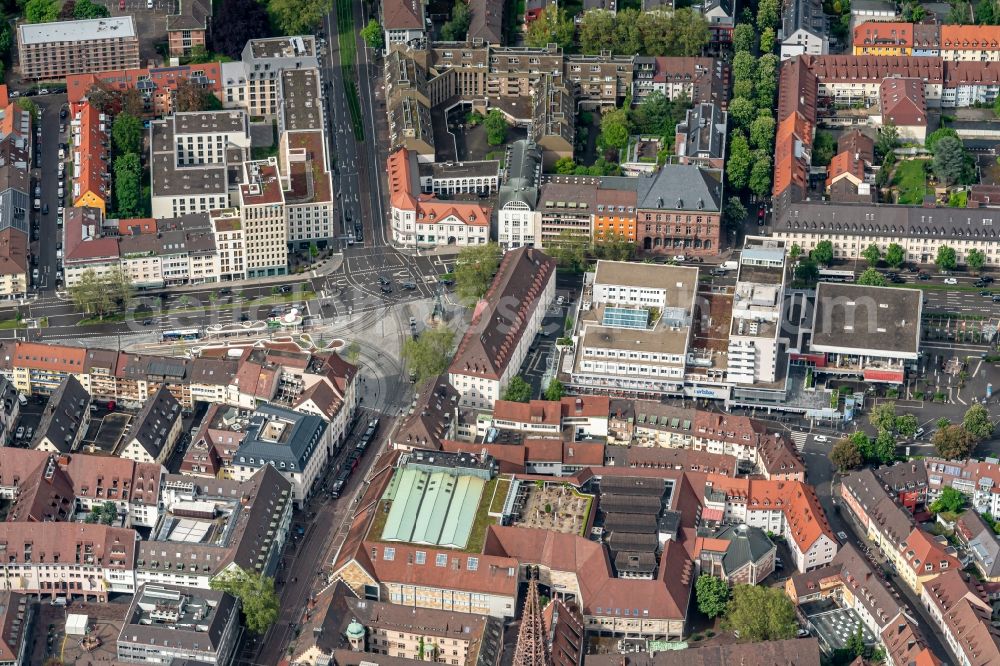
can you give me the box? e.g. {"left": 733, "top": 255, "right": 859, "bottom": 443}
{"left": 161, "top": 329, "right": 201, "bottom": 342}
{"left": 817, "top": 269, "right": 856, "bottom": 283}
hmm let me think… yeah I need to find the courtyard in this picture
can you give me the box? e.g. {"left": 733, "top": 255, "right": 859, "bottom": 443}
{"left": 510, "top": 482, "right": 593, "bottom": 536}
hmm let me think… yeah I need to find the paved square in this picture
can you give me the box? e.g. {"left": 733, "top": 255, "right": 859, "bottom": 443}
{"left": 806, "top": 607, "right": 876, "bottom": 651}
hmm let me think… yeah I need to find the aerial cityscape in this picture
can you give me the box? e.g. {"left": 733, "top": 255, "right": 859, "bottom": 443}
{"left": 0, "top": 0, "right": 993, "bottom": 663}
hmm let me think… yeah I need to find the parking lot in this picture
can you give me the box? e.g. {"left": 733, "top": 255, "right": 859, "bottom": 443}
{"left": 10, "top": 396, "right": 46, "bottom": 447}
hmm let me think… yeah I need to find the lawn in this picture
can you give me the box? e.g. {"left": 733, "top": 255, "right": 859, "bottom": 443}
{"left": 0, "top": 318, "right": 20, "bottom": 329}
{"left": 464, "top": 477, "right": 499, "bottom": 553}
{"left": 893, "top": 159, "right": 930, "bottom": 205}
{"left": 489, "top": 476, "right": 512, "bottom": 515}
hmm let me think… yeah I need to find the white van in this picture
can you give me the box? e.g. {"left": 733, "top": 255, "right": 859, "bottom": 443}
{"left": 17, "top": 393, "right": 27, "bottom": 406}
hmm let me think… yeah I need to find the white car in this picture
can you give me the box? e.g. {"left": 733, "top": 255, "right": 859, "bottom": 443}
{"left": 813, "top": 434, "right": 829, "bottom": 442}
{"left": 915, "top": 427, "right": 925, "bottom": 437}
{"left": 38, "top": 88, "right": 49, "bottom": 95}
{"left": 672, "top": 254, "right": 687, "bottom": 262}
{"left": 944, "top": 277, "right": 958, "bottom": 284}
{"left": 836, "top": 531, "right": 848, "bottom": 542}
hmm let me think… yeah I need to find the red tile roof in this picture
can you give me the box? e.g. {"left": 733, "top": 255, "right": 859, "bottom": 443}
{"left": 388, "top": 148, "right": 491, "bottom": 228}
{"left": 941, "top": 24, "right": 1000, "bottom": 51}
{"left": 880, "top": 78, "right": 927, "bottom": 128}
{"left": 854, "top": 21, "right": 914, "bottom": 49}
{"left": 74, "top": 103, "right": 109, "bottom": 208}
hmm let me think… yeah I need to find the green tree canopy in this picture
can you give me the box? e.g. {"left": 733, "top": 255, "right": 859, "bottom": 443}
{"left": 210, "top": 567, "right": 280, "bottom": 634}
{"left": 402, "top": 326, "right": 456, "bottom": 383}
{"left": 665, "top": 8, "right": 710, "bottom": 56}
{"left": 69, "top": 268, "right": 134, "bottom": 319}
{"left": 732, "top": 51, "right": 755, "bottom": 82}
{"left": 862, "top": 244, "right": 882, "bottom": 267}
{"left": 25, "top": 0, "right": 58, "bottom": 23}
{"left": 524, "top": 7, "right": 575, "bottom": 49}
{"left": 544, "top": 379, "right": 566, "bottom": 401}
{"left": 361, "top": 19, "right": 384, "bottom": 49}
{"left": 869, "top": 401, "right": 899, "bottom": 433}
{"left": 873, "top": 431, "right": 897, "bottom": 464}
{"left": 857, "top": 268, "right": 887, "bottom": 286}
{"left": 727, "top": 97, "right": 756, "bottom": 132}
{"left": 749, "top": 151, "right": 772, "bottom": 198}
{"left": 725, "top": 584, "right": 797, "bottom": 641}
{"left": 757, "top": 0, "right": 780, "bottom": 28}
{"left": 723, "top": 197, "right": 747, "bottom": 231}
{"left": 112, "top": 113, "right": 143, "bottom": 156}
{"left": 441, "top": 0, "right": 471, "bottom": 41}
{"left": 812, "top": 130, "right": 837, "bottom": 167}
{"left": 749, "top": 114, "right": 776, "bottom": 151}
{"left": 930, "top": 487, "right": 967, "bottom": 514}
{"left": 885, "top": 243, "right": 905, "bottom": 268}
{"left": 876, "top": 123, "right": 900, "bottom": 159}
{"left": 503, "top": 376, "right": 533, "bottom": 403}
{"left": 967, "top": 248, "right": 986, "bottom": 273}
{"left": 794, "top": 257, "right": 819, "bottom": 283}
{"left": 896, "top": 414, "right": 919, "bottom": 438}
{"left": 484, "top": 109, "right": 508, "bottom": 146}
{"left": 926, "top": 127, "right": 959, "bottom": 152}
{"left": 933, "top": 424, "right": 975, "bottom": 460}
{"left": 727, "top": 131, "right": 752, "bottom": 191}
{"left": 963, "top": 403, "right": 995, "bottom": 441}
{"left": 74, "top": 0, "right": 109, "bottom": 18}
{"left": 454, "top": 243, "right": 502, "bottom": 304}
{"left": 599, "top": 107, "right": 631, "bottom": 152}
{"left": 733, "top": 23, "right": 755, "bottom": 52}
{"left": 578, "top": 9, "right": 616, "bottom": 54}
{"left": 113, "top": 153, "right": 143, "bottom": 218}
{"left": 830, "top": 436, "right": 863, "bottom": 471}
{"left": 695, "top": 574, "right": 730, "bottom": 618}
{"left": 932, "top": 136, "right": 973, "bottom": 185}
{"left": 760, "top": 27, "right": 776, "bottom": 52}
{"left": 811, "top": 240, "right": 834, "bottom": 266}
{"left": 267, "top": 0, "right": 332, "bottom": 37}
{"left": 935, "top": 245, "right": 958, "bottom": 271}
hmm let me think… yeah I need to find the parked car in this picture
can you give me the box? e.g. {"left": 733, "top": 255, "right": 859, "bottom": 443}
{"left": 944, "top": 277, "right": 958, "bottom": 285}
{"left": 15, "top": 426, "right": 24, "bottom": 439}
{"left": 915, "top": 427, "right": 925, "bottom": 437}
{"left": 917, "top": 273, "right": 930, "bottom": 280}
{"left": 672, "top": 254, "right": 687, "bottom": 262}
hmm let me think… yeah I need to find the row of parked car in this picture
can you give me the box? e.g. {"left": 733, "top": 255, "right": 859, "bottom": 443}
{"left": 329, "top": 418, "right": 379, "bottom": 499}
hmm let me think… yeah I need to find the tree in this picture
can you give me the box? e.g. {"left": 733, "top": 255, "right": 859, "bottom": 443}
{"left": 612, "top": 8, "right": 643, "bottom": 54}
{"left": 25, "top": 0, "right": 58, "bottom": 22}
{"left": 549, "top": 231, "right": 590, "bottom": 273}
{"left": 757, "top": 0, "right": 780, "bottom": 27}
{"left": 69, "top": 268, "right": 133, "bottom": 318}
{"left": 58, "top": 0, "right": 76, "bottom": 18}
{"left": 812, "top": 130, "right": 837, "bottom": 167}
{"left": 749, "top": 151, "right": 772, "bottom": 198}
{"left": 73, "top": 0, "right": 109, "bottom": 17}
{"left": 114, "top": 153, "right": 142, "bottom": 218}
{"left": 727, "top": 132, "right": 752, "bottom": 191}
{"left": 732, "top": 79, "right": 754, "bottom": 101}
{"left": 210, "top": 0, "right": 271, "bottom": 59}
{"left": 176, "top": 79, "right": 221, "bottom": 112}
{"left": 933, "top": 425, "right": 975, "bottom": 460}
{"left": 636, "top": 10, "right": 673, "bottom": 55}
{"left": 931, "top": 136, "right": 972, "bottom": 185}
{"left": 484, "top": 109, "right": 508, "bottom": 146}
{"left": 926, "top": 127, "right": 959, "bottom": 152}
{"left": 598, "top": 107, "right": 630, "bottom": 152}
{"left": 963, "top": 403, "right": 995, "bottom": 441}
{"left": 862, "top": 244, "right": 881, "bottom": 267}
{"left": 210, "top": 567, "right": 280, "bottom": 634}
{"left": 725, "top": 584, "right": 797, "bottom": 642}
{"left": 454, "top": 243, "right": 502, "bottom": 304}
{"left": 524, "top": 7, "right": 575, "bottom": 49}
{"left": 811, "top": 240, "right": 834, "bottom": 266}
{"left": 885, "top": 243, "right": 905, "bottom": 268}
{"left": 749, "top": 114, "right": 776, "bottom": 151}
{"left": 112, "top": 113, "right": 143, "bottom": 157}
{"left": 935, "top": 245, "right": 958, "bottom": 271}
{"left": 789, "top": 244, "right": 803, "bottom": 261}
{"left": 847, "top": 624, "right": 866, "bottom": 659}
{"left": 441, "top": 0, "right": 471, "bottom": 41}
{"left": 795, "top": 257, "right": 819, "bottom": 283}
{"left": 830, "top": 436, "right": 863, "bottom": 471}
{"left": 402, "top": 325, "right": 456, "bottom": 383}
{"left": 733, "top": 23, "right": 755, "bottom": 52}
{"left": 760, "top": 27, "right": 776, "bottom": 53}
{"left": 849, "top": 430, "right": 876, "bottom": 461}
{"left": 553, "top": 156, "right": 576, "bottom": 175}
{"left": 15, "top": 98, "right": 38, "bottom": 122}
{"left": 873, "top": 430, "right": 897, "bottom": 464}
{"left": 629, "top": 91, "right": 688, "bottom": 137}
{"left": 727, "top": 97, "right": 756, "bottom": 132}
{"left": 723, "top": 196, "right": 747, "bottom": 231}
{"left": 896, "top": 414, "right": 918, "bottom": 438}
{"left": 579, "top": 9, "right": 617, "bottom": 54}
{"left": 695, "top": 574, "right": 730, "bottom": 618}
{"left": 594, "top": 233, "right": 635, "bottom": 261}
{"left": 869, "top": 401, "right": 898, "bottom": 433}
{"left": 876, "top": 123, "right": 899, "bottom": 160}
{"left": 361, "top": 19, "right": 384, "bottom": 49}
{"left": 967, "top": 248, "right": 986, "bottom": 273}
{"left": 503, "top": 376, "right": 532, "bottom": 402}
{"left": 732, "top": 51, "right": 755, "bottom": 82}
{"left": 931, "top": 487, "right": 967, "bottom": 514}
{"left": 544, "top": 379, "right": 566, "bottom": 401}
{"left": 857, "top": 268, "right": 887, "bottom": 286}
{"left": 665, "top": 8, "right": 709, "bottom": 56}
{"left": 267, "top": 0, "right": 332, "bottom": 36}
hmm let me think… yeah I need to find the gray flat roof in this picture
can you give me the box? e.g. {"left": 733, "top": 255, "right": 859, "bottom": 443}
{"left": 811, "top": 283, "right": 921, "bottom": 357}
{"left": 594, "top": 261, "right": 699, "bottom": 300}
{"left": 173, "top": 111, "right": 247, "bottom": 136}
{"left": 280, "top": 69, "right": 323, "bottom": 131}
{"left": 19, "top": 16, "right": 136, "bottom": 44}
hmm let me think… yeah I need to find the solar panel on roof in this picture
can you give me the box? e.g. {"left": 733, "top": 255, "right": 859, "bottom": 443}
{"left": 602, "top": 306, "right": 649, "bottom": 329}
{"left": 136, "top": 80, "right": 156, "bottom": 90}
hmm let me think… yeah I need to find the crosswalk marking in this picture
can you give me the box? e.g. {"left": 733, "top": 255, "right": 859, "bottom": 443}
{"left": 790, "top": 431, "right": 808, "bottom": 451}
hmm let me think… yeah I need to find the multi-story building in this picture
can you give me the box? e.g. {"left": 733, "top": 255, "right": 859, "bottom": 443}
{"left": 239, "top": 159, "right": 288, "bottom": 277}
{"left": 31, "top": 375, "right": 91, "bottom": 454}
{"left": 568, "top": 261, "right": 698, "bottom": 397}
{"left": 695, "top": 524, "right": 776, "bottom": 585}
{"left": 449, "top": 247, "right": 556, "bottom": 409}
{"left": 239, "top": 36, "right": 319, "bottom": 118}
{"left": 920, "top": 569, "right": 1000, "bottom": 665}
{"left": 674, "top": 102, "right": 727, "bottom": 169}
{"left": 231, "top": 404, "right": 330, "bottom": 507}
{"left": 72, "top": 103, "right": 109, "bottom": 213}
{"left": 0, "top": 229, "right": 28, "bottom": 300}
{"left": 0, "top": 522, "right": 136, "bottom": 601}
{"left": 66, "top": 62, "right": 225, "bottom": 119}
{"left": 117, "top": 584, "right": 240, "bottom": 665}
{"left": 417, "top": 160, "right": 500, "bottom": 197}
{"left": 780, "top": 0, "right": 829, "bottom": 60}
{"left": 632, "top": 57, "right": 727, "bottom": 106}
{"left": 165, "top": 0, "right": 211, "bottom": 57}
{"left": 387, "top": 148, "right": 491, "bottom": 248}
{"left": 853, "top": 21, "right": 914, "bottom": 56}
{"left": 210, "top": 208, "right": 246, "bottom": 281}
{"left": 727, "top": 239, "right": 787, "bottom": 386}
{"left": 592, "top": 181, "right": 638, "bottom": 244}
{"left": 119, "top": 218, "right": 219, "bottom": 288}
{"left": 119, "top": 386, "right": 184, "bottom": 465}
{"left": 536, "top": 178, "right": 598, "bottom": 248}
{"left": 381, "top": 0, "right": 426, "bottom": 47}
{"left": 497, "top": 140, "right": 542, "bottom": 250}
{"left": 150, "top": 111, "right": 250, "bottom": 219}
{"left": 0, "top": 592, "right": 32, "bottom": 666}
{"left": 17, "top": 17, "right": 140, "bottom": 80}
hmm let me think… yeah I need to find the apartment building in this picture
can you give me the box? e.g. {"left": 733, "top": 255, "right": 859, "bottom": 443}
{"left": 727, "top": 240, "right": 788, "bottom": 386}
{"left": 568, "top": 261, "right": 699, "bottom": 397}
{"left": 632, "top": 57, "right": 727, "bottom": 105}
{"left": 0, "top": 522, "right": 136, "bottom": 601}
{"left": 66, "top": 62, "right": 225, "bottom": 119}
{"left": 31, "top": 375, "right": 91, "bottom": 454}
{"left": 117, "top": 584, "right": 240, "bottom": 665}
{"left": 0, "top": 592, "right": 31, "bottom": 666}
{"left": 17, "top": 17, "right": 140, "bottom": 80}
{"left": 239, "top": 158, "right": 288, "bottom": 277}
{"left": 137, "top": 467, "right": 293, "bottom": 589}
{"left": 119, "top": 386, "right": 183, "bottom": 465}
{"left": 387, "top": 148, "right": 491, "bottom": 247}
{"left": 210, "top": 208, "right": 246, "bottom": 281}
{"left": 941, "top": 25, "right": 1000, "bottom": 61}
{"left": 853, "top": 21, "right": 914, "bottom": 56}
{"left": 0, "top": 230, "right": 28, "bottom": 300}
{"left": 381, "top": 0, "right": 426, "bottom": 46}
{"left": 165, "top": 0, "right": 211, "bottom": 57}
{"left": 119, "top": 219, "right": 219, "bottom": 288}
{"left": 150, "top": 111, "right": 250, "bottom": 219}
{"left": 921, "top": 570, "right": 1000, "bottom": 665}
{"left": 536, "top": 179, "right": 597, "bottom": 248}
{"left": 592, "top": 182, "right": 638, "bottom": 245}
{"left": 239, "top": 36, "right": 319, "bottom": 117}
{"left": 71, "top": 102, "right": 109, "bottom": 213}
{"left": 780, "top": 0, "right": 830, "bottom": 60}
{"left": 674, "top": 102, "right": 727, "bottom": 169}
{"left": 449, "top": 247, "right": 556, "bottom": 409}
